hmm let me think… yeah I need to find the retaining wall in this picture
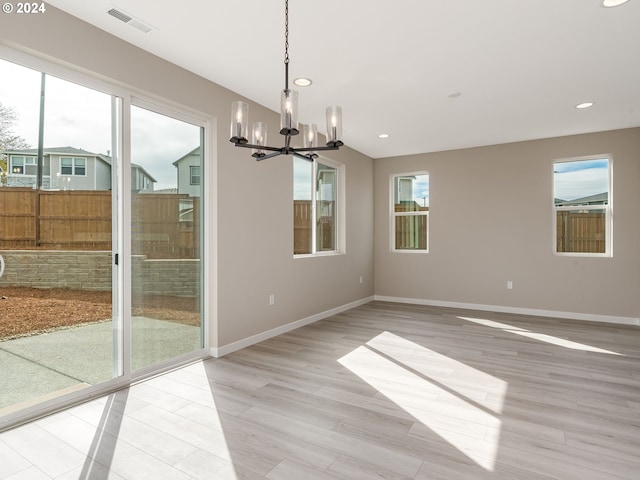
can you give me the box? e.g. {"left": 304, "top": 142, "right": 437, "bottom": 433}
{"left": 0, "top": 251, "right": 199, "bottom": 296}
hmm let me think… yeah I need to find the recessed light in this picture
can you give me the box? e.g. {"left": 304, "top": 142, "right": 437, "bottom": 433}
{"left": 575, "top": 102, "right": 594, "bottom": 109}
{"left": 378, "top": 133, "right": 390, "bottom": 139}
{"left": 293, "top": 77, "right": 312, "bottom": 87}
{"left": 602, "top": 0, "right": 630, "bottom": 7}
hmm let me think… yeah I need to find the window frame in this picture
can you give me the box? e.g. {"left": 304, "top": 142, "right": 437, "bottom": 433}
{"left": 552, "top": 155, "right": 612, "bottom": 258}
{"left": 390, "top": 171, "right": 430, "bottom": 253}
{"left": 60, "top": 156, "right": 87, "bottom": 176}
{"left": 190, "top": 165, "right": 201, "bottom": 185}
{"left": 10, "top": 156, "right": 26, "bottom": 174}
{"left": 74, "top": 157, "right": 86, "bottom": 176}
{"left": 293, "top": 155, "right": 345, "bottom": 258}
{"left": 0, "top": 44, "right": 216, "bottom": 431}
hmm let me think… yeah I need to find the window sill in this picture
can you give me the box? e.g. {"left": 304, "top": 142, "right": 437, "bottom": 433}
{"left": 294, "top": 251, "right": 345, "bottom": 259}
{"left": 391, "top": 249, "right": 429, "bottom": 254}
{"left": 553, "top": 252, "right": 612, "bottom": 258}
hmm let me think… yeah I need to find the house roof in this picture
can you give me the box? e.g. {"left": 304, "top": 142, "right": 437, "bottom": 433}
{"left": 4, "top": 146, "right": 100, "bottom": 156}
{"left": 555, "top": 192, "right": 608, "bottom": 206}
{"left": 132, "top": 164, "right": 157, "bottom": 183}
{"left": 172, "top": 146, "right": 201, "bottom": 167}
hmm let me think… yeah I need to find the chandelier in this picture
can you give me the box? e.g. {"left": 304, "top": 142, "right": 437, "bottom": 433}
{"left": 229, "top": 0, "right": 343, "bottom": 161}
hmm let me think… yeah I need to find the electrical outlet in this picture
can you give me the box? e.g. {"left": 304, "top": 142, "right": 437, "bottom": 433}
{"left": 359, "top": 276, "right": 363, "bottom": 284}
{"left": 269, "top": 294, "right": 275, "bottom": 305}
{"left": 507, "top": 281, "right": 513, "bottom": 290}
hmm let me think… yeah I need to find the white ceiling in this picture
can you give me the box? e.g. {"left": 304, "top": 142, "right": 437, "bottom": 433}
{"left": 47, "top": 0, "right": 640, "bottom": 159}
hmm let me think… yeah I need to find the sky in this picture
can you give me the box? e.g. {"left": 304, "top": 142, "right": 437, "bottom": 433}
{"left": 554, "top": 158, "right": 609, "bottom": 201}
{"left": 0, "top": 57, "right": 200, "bottom": 190}
{"left": 412, "top": 175, "right": 429, "bottom": 207}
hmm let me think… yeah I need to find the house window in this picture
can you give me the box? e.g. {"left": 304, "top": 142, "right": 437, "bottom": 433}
{"left": 190, "top": 166, "right": 201, "bottom": 185}
{"left": 391, "top": 173, "right": 429, "bottom": 252}
{"left": 60, "top": 157, "right": 86, "bottom": 176}
{"left": 11, "top": 156, "right": 25, "bottom": 174}
{"left": 293, "top": 157, "right": 342, "bottom": 255}
{"left": 9, "top": 156, "right": 42, "bottom": 175}
{"left": 179, "top": 198, "right": 194, "bottom": 223}
{"left": 60, "top": 157, "right": 72, "bottom": 175}
{"left": 74, "top": 158, "right": 86, "bottom": 176}
{"left": 553, "top": 157, "right": 611, "bottom": 256}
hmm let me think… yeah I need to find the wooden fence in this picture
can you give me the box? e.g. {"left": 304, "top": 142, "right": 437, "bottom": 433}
{"left": 293, "top": 201, "right": 312, "bottom": 254}
{"left": 0, "top": 188, "right": 199, "bottom": 258}
{"left": 394, "top": 202, "right": 429, "bottom": 250}
{"left": 132, "top": 193, "right": 199, "bottom": 258}
{"left": 556, "top": 210, "right": 606, "bottom": 253}
{"left": 293, "top": 200, "right": 335, "bottom": 254}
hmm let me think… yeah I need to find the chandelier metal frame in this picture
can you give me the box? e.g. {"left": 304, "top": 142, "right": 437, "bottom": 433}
{"left": 229, "top": 0, "right": 343, "bottom": 161}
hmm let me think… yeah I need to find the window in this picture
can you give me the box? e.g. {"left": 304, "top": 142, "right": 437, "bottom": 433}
{"left": 293, "top": 157, "right": 342, "bottom": 255}
{"left": 179, "top": 198, "right": 195, "bottom": 223}
{"left": 60, "top": 157, "right": 72, "bottom": 174}
{"left": 553, "top": 156, "right": 611, "bottom": 256}
{"left": 74, "top": 158, "right": 86, "bottom": 176}
{"left": 9, "top": 156, "right": 45, "bottom": 175}
{"left": 391, "top": 173, "right": 429, "bottom": 252}
{"left": 60, "top": 157, "right": 86, "bottom": 176}
{"left": 11, "top": 156, "right": 25, "bottom": 174}
{"left": 190, "top": 165, "right": 201, "bottom": 185}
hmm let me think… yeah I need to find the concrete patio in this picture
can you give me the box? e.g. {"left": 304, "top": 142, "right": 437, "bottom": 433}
{"left": 0, "top": 318, "right": 202, "bottom": 412}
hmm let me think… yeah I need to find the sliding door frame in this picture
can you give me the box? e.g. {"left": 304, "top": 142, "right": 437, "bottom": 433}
{"left": 0, "top": 46, "right": 215, "bottom": 431}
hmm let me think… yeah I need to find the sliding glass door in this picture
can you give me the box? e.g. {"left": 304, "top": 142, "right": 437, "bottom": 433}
{"left": 0, "top": 53, "right": 208, "bottom": 428}
{"left": 130, "top": 104, "right": 204, "bottom": 371}
{"left": 0, "top": 58, "right": 119, "bottom": 413}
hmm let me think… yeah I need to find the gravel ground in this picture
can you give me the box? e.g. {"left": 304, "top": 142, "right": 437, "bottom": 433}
{"left": 0, "top": 287, "right": 200, "bottom": 340}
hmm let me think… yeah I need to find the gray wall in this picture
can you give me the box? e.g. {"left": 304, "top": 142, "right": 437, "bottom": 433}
{"left": 1, "top": 6, "right": 375, "bottom": 349}
{"left": 374, "top": 128, "right": 640, "bottom": 321}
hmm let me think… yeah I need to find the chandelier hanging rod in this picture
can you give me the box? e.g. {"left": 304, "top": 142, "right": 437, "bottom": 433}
{"left": 229, "top": 0, "right": 344, "bottom": 162}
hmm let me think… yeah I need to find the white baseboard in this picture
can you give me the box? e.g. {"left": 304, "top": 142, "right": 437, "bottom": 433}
{"left": 211, "top": 296, "right": 375, "bottom": 357}
{"left": 374, "top": 295, "right": 640, "bottom": 326}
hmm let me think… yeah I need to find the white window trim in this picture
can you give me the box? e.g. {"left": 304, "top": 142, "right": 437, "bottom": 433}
{"left": 294, "top": 155, "right": 345, "bottom": 258}
{"left": 552, "top": 154, "right": 612, "bottom": 258}
{"left": 190, "top": 165, "right": 201, "bottom": 185}
{"left": 10, "top": 156, "right": 26, "bottom": 174}
{"left": 390, "top": 171, "right": 429, "bottom": 253}
{"left": 60, "top": 156, "right": 87, "bottom": 176}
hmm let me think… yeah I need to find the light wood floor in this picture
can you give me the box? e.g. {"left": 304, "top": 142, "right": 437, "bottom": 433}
{"left": 1, "top": 301, "right": 639, "bottom": 479}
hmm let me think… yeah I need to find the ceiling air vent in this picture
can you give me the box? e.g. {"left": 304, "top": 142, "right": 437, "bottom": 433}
{"left": 107, "top": 7, "right": 153, "bottom": 33}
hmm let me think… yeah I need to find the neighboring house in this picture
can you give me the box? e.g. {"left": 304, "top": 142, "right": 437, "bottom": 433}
{"left": 172, "top": 146, "right": 201, "bottom": 223}
{"left": 131, "top": 162, "right": 157, "bottom": 193}
{"left": 394, "top": 175, "right": 415, "bottom": 204}
{"left": 4, "top": 146, "right": 156, "bottom": 192}
{"left": 5, "top": 146, "right": 111, "bottom": 190}
{"left": 555, "top": 192, "right": 608, "bottom": 207}
{"left": 172, "top": 146, "right": 201, "bottom": 197}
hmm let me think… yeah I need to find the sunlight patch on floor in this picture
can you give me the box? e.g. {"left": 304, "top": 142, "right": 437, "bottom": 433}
{"left": 366, "top": 331, "right": 507, "bottom": 413}
{"left": 458, "top": 316, "right": 624, "bottom": 356}
{"left": 338, "top": 332, "right": 505, "bottom": 471}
